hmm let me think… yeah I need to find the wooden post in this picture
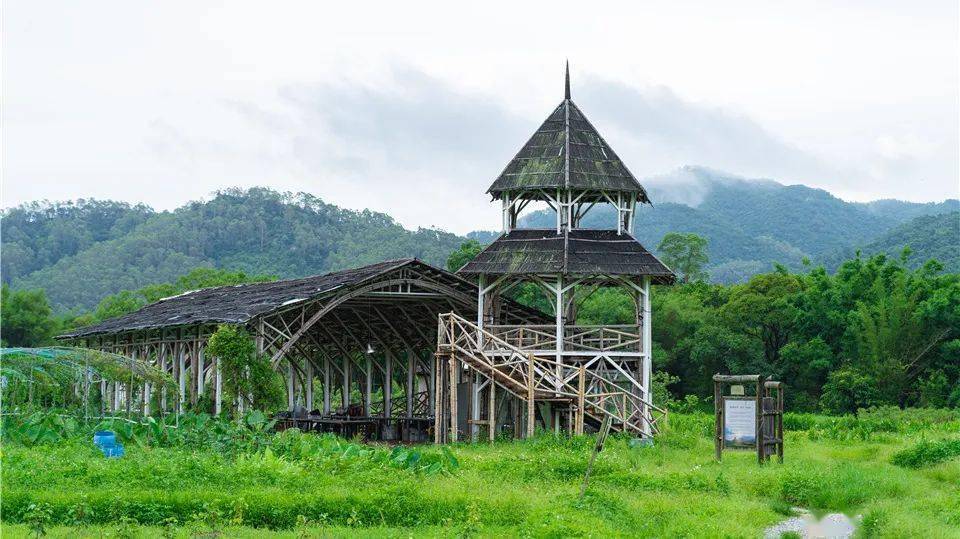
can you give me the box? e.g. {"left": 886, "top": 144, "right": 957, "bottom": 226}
{"left": 384, "top": 354, "right": 392, "bottom": 418}
{"left": 448, "top": 355, "right": 458, "bottom": 443}
{"left": 342, "top": 355, "right": 351, "bottom": 410}
{"left": 364, "top": 356, "right": 372, "bottom": 416}
{"left": 527, "top": 355, "right": 535, "bottom": 438}
{"left": 177, "top": 340, "right": 186, "bottom": 414}
{"left": 287, "top": 361, "right": 296, "bottom": 411}
{"left": 714, "top": 377, "right": 722, "bottom": 461}
{"left": 305, "top": 360, "right": 314, "bottom": 412}
{"left": 433, "top": 353, "right": 443, "bottom": 444}
{"left": 197, "top": 346, "right": 205, "bottom": 397}
{"left": 577, "top": 365, "right": 586, "bottom": 435}
{"left": 323, "top": 355, "right": 331, "bottom": 414}
{"left": 579, "top": 414, "right": 612, "bottom": 499}
{"left": 406, "top": 351, "right": 415, "bottom": 419}
{"left": 214, "top": 357, "right": 222, "bottom": 416}
{"left": 755, "top": 378, "right": 763, "bottom": 465}
{"left": 488, "top": 382, "right": 496, "bottom": 442}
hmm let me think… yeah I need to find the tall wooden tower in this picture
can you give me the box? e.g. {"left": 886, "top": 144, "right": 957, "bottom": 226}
{"left": 435, "top": 64, "right": 675, "bottom": 442}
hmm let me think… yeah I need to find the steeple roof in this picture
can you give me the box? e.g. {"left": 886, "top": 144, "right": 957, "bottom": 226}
{"left": 487, "top": 63, "right": 649, "bottom": 202}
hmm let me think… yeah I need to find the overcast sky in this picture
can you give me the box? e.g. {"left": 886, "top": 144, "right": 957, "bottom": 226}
{"left": 4, "top": 1, "right": 958, "bottom": 233}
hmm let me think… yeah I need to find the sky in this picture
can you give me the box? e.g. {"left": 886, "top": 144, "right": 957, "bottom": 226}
{"left": 3, "top": 1, "right": 958, "bottom": 233}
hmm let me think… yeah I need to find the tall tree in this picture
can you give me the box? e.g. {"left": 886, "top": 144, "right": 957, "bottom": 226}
{"left": 1, "top": 285, "right": 58, "bottom": 347}
{"left": 446, "top": 240, "right": 483, "bottom": 272}
{"left": 657, "top": 232, "right": 709, "bottom": 283}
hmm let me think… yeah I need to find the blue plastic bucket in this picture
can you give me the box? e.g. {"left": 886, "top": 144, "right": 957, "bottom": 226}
{"left": 93, "top": 430, "right": 116, "bottom": 448}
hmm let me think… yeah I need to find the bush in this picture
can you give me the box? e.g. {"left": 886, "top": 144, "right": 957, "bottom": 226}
{"left": 890, "top": 438, "right": 960, "bottom": 469}
{"left": 819, "top": 368, "right": 881, "bottom": 415}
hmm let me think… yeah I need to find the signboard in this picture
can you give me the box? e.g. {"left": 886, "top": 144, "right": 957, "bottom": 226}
{"left": 723, "top": 398, "right": 756, "bottom": 448}
{"left": 730, "top": 384, "right": 744, "bottom": 396}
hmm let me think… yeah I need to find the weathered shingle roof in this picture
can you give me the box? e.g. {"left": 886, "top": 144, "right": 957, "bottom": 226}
{"left": 457, "top": 229, "right": 675, "bottom": 283}
{"left": 487, "top": 66, "right": 649, "bottom": 201}
{"left": 60, "top": 259, "right": 412, "bottom": 338}
{"left": 61, "top": 259, "right": 548, "bottom": 338}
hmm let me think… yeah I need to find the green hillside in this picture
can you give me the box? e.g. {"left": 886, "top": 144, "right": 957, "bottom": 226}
{"left": 6, "top": 188, "right": 464, "bottom": 312}
{"left": 512, "top": 167, "right": 958, "bottom": 281}
{"left": 3, "top": 169, "right": 957, "bottom": 312}
{"left": 826, "top": 211, "right": 960, "bottom": 271}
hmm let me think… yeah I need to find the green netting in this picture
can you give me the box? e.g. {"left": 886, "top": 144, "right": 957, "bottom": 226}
{"left": 1, "top": 347, "right": 176, "bottom": 411}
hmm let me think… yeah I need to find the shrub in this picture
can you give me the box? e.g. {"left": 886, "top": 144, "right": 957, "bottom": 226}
{"left": 819, "top": 368, "right": 881, "bottom": 415}
{"left": 890, "top": 438, "right": 960, "bottom": 469}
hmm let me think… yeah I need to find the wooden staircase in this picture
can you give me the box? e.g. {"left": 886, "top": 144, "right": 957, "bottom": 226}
{"left": 435, "top": 312, "right": 666, "bottom": 439}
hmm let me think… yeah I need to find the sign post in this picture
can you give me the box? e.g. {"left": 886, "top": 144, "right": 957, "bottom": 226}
{"left": 713, "top": 374, "right": 783, "bottom": 464}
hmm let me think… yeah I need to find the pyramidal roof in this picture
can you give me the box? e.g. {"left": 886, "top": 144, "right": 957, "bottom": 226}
{"left": 487, "top": 63, "right": 650, "bottom": 203}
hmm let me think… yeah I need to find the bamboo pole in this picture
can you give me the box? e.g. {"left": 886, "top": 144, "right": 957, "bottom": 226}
{"left": 527, "top": 355, "right": 535, "bottom": 438}
{"left": 449, "top": 355, "right": 458, "bottom": 443}
{"left": 488, "top": 382, "right": 496, "bottom": 442}
{"left": 577, "top": 365, "right": 586, "bottom": 435}
{"left": 434, "top": 353, "right": 443, "bottom": 443}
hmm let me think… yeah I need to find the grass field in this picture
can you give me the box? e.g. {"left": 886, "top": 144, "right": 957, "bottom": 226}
{"left": 3, "top": 408, "right": 959, "bottom": 538}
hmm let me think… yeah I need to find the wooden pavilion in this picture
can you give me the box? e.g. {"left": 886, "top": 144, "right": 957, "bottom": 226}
{"left": 61, "top": 63, "right": 674, "bottom": 443}
{"left": 433, "top": 63, "right": 675, "bottom": 442}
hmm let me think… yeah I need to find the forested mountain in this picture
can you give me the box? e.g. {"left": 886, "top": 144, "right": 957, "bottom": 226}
{"left": 508, "top": 167, "right": 958, "bottom": 281}
{"left": 4, "top": 188, "right": 463, "bottom": 312}
{"left": 3, "top": 168, "right": 957, "bottom": 312}
{"left": 825, "top": 211, "right": 960, "bottom": 271}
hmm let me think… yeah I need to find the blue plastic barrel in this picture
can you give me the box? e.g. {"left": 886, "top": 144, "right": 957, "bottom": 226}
{"left": 93, "top": 430, "right": 116, "bottom": 448}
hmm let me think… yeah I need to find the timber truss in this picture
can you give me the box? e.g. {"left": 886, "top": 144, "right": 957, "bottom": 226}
{"left": 434, "top": 312, "right": 666, "bottom": 442}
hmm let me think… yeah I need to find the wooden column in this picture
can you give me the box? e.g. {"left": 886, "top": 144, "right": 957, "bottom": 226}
{"left": 756, "top": 378, "right": 763, "bottom": 465}
{"left": 488, "top": 382, "right": 496, "bottom": 442}
{"left": 526, "top": 355, "right": 535, "bottom": 438}
{"left": 577, "top": 365, "right": 586, "bottom": 435}
{"left": 159, "top": 343, "right": 168, "bottom": 412}
{"left": 323, "top": 355, "right": 331, "bottom": 414}
{"left": 305, "top": 360, "right": 314, "bottom": 412}
{"left": 406, "top": 351, "right": 415, "bottom": 419}
{"left": 448, "top": 354, "right": 458, "bottom": 443}
{"left": 641, "top": 277, "right": 653, "bottom": 437}
{"left": 214, "top": 356, "right": 222, "bottom": 416}
{"left": 364, "top": 356, "right": 372, "bottom": 416}
{"left": 714, "top": 378, "right": 722, "bottom": 461}
{"left": 177, "top": 340, "right": 186, "bottom": 414}
{"left": 342, "top": 355, "right": 351, "bottom": 409}
{"left": 383, "top": 354, "right": 392, "bottom": 418}
{"left": 433, "top": 353, "right": 444, "bottom": 443}
{"left": 287, "top": 361, "right": 296, "bottom": 411}
{"left": 197, "top": 345, "right": 205, "bottom": 397}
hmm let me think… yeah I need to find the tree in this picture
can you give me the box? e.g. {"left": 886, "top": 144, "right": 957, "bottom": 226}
{"left": 657, "top": 232, "right": 709, "bottom": 283}
{"left": 206, "top": 324, "right": 285, "bottom": 413}
{"left": 1, "top": 285, "right": 58, "bottom": 347}
{"left": 446, "top": 240, "right": 483, "bottom": 272}
{"left": 720, "top": 271, "right": 803, "bottom": 367}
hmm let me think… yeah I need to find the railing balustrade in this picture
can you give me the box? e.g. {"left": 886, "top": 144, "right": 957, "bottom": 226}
{"left": 484, "top": 324, "right": 642, "bottom": 353}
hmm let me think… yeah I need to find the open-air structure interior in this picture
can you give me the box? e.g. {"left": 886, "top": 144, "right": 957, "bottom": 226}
{"left": 60, "top": 65, "right": 675, "bottom": 442}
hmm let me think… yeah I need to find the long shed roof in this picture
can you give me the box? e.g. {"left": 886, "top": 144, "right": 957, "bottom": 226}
{"left": 60, "top": 259, "right": 524, "bottom": 338}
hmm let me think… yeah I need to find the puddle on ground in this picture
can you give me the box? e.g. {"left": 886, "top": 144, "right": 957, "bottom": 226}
{"left": 764, "top": 509, "right": 858, "bottom": 539}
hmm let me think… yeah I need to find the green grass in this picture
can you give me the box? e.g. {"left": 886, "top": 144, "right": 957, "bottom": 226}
{"left": 3, "top": 411, "right": 959, "bottom": 538}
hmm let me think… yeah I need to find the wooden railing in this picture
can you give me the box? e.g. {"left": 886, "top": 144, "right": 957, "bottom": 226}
{"left": 484, "top": 324, "right": 642, "bottom": 354}
{"left": 437, "top": 313, "right": 665, "bottom": 436}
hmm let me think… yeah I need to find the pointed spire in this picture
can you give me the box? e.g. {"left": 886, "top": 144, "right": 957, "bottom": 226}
{"left": 564, "top": 60, "right": 571, "bottom": 100}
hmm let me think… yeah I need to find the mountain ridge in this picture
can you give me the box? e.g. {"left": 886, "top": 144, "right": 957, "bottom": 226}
{"left": 3, "top": 168, "right": 956, "bottom": 313}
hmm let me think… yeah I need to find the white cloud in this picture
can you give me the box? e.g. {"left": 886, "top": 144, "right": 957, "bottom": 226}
{"left": 2, "top": 1, "right": 957, "bottom": 233}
